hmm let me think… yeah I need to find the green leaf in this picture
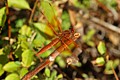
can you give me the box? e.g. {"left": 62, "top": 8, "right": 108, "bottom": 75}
{"left": 97, "top": 41, "right": 106, "bottom": 55}
{"left": 33, "top": 33, "right": 46, "bottom": 48}
{"left": 0, "top": 64, "right": 4, "bottom": 76}
{"left": 19, "top": 68, "right": 28, "bottom": 78}
{"left": 104, "top": 60, "right": 113, "bottom": 74}
{"left": 33, "top": 22, "right": 54, "bottom": 36}
{"left": 57, "top": 74, "right": 63, "bottom": 79}
{"left": 56, "top": 56, "right": 66, "bottom": 68}
{"left": 19, "top": 25, "right": 32, "bottom": 37}
{"left": 83, "top": 29, "right": 95, "bottom": 46}
{"left": 8, "top": 0, "right": 30, "bottom": 10}
{"left": 96, "top": 57, "right": 105, "bottom": 65}
{"left": 0, "top": 48, "right": 4, "bottom": 55}
{"left": 15, "top": 19, "right": 26, "bottom": 28}
{"left": 22, "top": 50, "right": 34, "bottom": 67}
{"left": 3, "top": 61, "right": 21, "bottom": 72}
{"left": 0, "top": 7, "right": 6, "bottom": 27}
{"left": 45, "top": 67, "right": 50, "bottom": 77}
{"left": 41, "top": 1, "right": 55, "bottom": 24}
{"left": 83, "top": 29, "right": 95, "bottom": 42}
{"left": 51, "top": 70, "right": 57, "bottom": 80}
{"left": 61, "top": 11, "right": 70, "bottom": 30}
{"left": 5, "top": 73, "right": 20, "bottom": 80}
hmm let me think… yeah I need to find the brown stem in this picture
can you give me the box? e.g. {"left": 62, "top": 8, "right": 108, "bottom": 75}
{"left": 5, "top": 0, "right": 11, "bottom": 43}
{"left": 29, "top": 0, "right": 39, "bottom": 23}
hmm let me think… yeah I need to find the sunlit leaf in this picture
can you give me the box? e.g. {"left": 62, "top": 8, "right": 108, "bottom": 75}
{"left": 51, "top": 70, "right": 57, "bottom": 80}
{"left": 0, "top": 64, "right": 4, "bottom": 76}
{"left": 96, "top": 57, "right": 105, "bottom": 65}
{"left": 8, "top": 0, "right": 30, "bottom": 10}
{"left": 45, "top": 67, "right": 50, "bottom": 77}
{"left": 19, "top": 68, "right": 28, "bottom": 78}
{"left": 56, "top": 56, "right": 66, "bottom": 68}
{"left": 82, "top": 73, "right": 88, "bottom": 78}
{"left": 113, "top": 59, "right": 119, "bottom": 68}
{"left": 19, "top": 25, "right": 32, "bottom": 37}
{"left": 97, "top": 41, "right": 106, "bottom": 55}
{"left": 33, "top": 22, "right": 54, "bottom": 36}
{"left": 0, "top": 7, "right": 6, "bottom": 27}
{"left": 22, "top": 50, "right": 34, "bottom": 67}
{"left": 104, "top": 60, "right": 113, "bottom": 74}
{"left": 0, "top": 48, "right": 4, "bottom": 55}
{"left": 57, "top": 74, "right": 63, "bottom": 79}
{"left": 41, "top": 1, "right": 55, "bottom": 24}
{"left": 5, "top": 73, "right": 20, "bottom": 80}
{"left": 3, "top": 61, "right": 21, "bottom": 72}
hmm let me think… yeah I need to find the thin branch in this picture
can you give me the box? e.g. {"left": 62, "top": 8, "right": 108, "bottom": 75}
{"left": 5, "top": 0, "right": 11, "bottom": 44}
{"left": 29, "top": 0, "right": 38, "bottom": 23}
{"left": 90, "top": 17, "right": 120, "bottom": 34}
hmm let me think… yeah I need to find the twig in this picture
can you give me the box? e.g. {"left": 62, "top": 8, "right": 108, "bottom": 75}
{"left": 95, "top": 0, "right": 111, "bottom": 13}
{"left": 29, "top": 0, "right": 38, "bottom": 23}
{"left": 5, "top": 0, "right": 11, "bottom": 43}
{"left": 111, "top": 64, "right": 119, "bottom": 80}
{"left": 90, "top": 17, "right": 120, "bottom": 34}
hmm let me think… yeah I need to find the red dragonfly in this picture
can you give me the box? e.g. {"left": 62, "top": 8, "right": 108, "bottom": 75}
{"left": 22, "top": 1, "right": 80, "bottom": 80}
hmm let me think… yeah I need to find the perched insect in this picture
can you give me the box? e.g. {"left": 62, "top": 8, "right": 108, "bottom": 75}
{"left": 22, "top": 1, "right": 80, "bottom": 80}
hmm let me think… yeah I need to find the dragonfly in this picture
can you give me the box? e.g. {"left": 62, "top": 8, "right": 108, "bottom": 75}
{"left": 22, "top": 1, "right": 80, "bottom": 80}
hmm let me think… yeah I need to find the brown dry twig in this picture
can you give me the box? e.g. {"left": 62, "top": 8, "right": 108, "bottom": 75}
{"left": 90, "top": 17, "right": 120, "bottom": 34}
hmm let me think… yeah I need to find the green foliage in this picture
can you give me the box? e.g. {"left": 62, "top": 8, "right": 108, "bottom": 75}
{"left": 5, "top": 73, "right": 20, "bottom": 80}
{"left": 41, "top": 1, "right": 55, "bottom": 24}
{"left": 45, "top": 67, "right": 50, "bottom": 77}
{"left": 56, "top": 56, "right": 66, "bottom": 68}
{"left": 19, "top": 25, "right": 32, "bottom": 37}
{"left": 15, "top": 19, "right": 26, "bottom": 28}
{"left": 99, "top": 0, "right": 117, "bottom": 8}
{"left": 72, "top": 0, "right": 91, "bottom": 9}
{"left": 22, "top": 50, "right": 34, "bottom": 67}
{"left": 3, "top": 61, "right": 21, "bottom": 72}
{"left": 40, "top": 1, "right": 59, "bottom": 31}
{"left": 61, "top": 11, "right": 71, "bottom": 30}
{"left": 104, "top": 59, "right": 120, "bottom": 74}
{"left": 33, "top": 22, "right": 54, "bottom": 36}
{"left": 0, "top": 64, "right": 4, "bottom": 76}
{"left": 0, "top": 7, "right": 6, "bottom": 27}
{"left": 96, "top": 57, "right": 105, "bottom": 65}
{"left": 83, "top": 29, "right": 95, "bottom": 47}
{"left": 19, "top": 68, "right": 28, "bottom": 78}
{"left": 97, "top": 41, "right": 106, "bottom": 55}
{"left": 8, "top": 0, "right": 30, "bottom": 10}
{"left": 44, "top": 67, "right": 63, "bottom": 80}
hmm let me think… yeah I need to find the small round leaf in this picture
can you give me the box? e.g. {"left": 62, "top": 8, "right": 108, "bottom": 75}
{"left": 22, "top": 50, "right": 34, "bottom": 67}
{"left": 5, "top": 73, "right": 20, "bottom": 80}
{"left": 97, "top": 41, "right": 106, "bottom": 55}
{"left": 3, "top": 61, "right": 21, "bottom": 72}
